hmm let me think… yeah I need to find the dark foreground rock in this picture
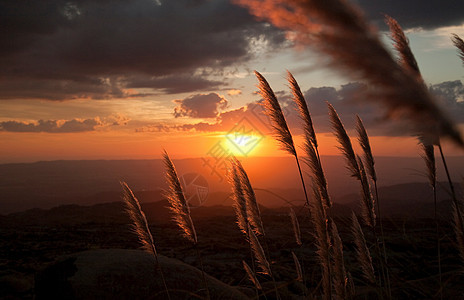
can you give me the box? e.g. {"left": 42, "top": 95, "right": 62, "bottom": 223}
{"left": 35, "top": 249, "right": 248, "bottom": 299}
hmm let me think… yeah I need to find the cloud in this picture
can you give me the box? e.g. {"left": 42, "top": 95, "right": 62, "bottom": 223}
{"left": 430, "top": 80, "right": 464, "bottom": 122}
{"left": 356, "top": 0, "right": 464, "bottom": 31}
{"left": 173, "top": 93, "right": 228, "bottom": 118}
{"left": 139, "top": 79, "right": 464, "bottom": 138}
{"left": 0, "top": 0, "right": 285, "bottom": 100}
{"left": 0, "top": 115, "right": 129, "bottom": 133}
{"left": 227, "top": 89, "right": 243, "bottom": 96}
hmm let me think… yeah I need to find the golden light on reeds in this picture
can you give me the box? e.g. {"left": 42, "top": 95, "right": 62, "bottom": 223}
{"left": 163, "top": 150, "right": 198, "bottom": 244}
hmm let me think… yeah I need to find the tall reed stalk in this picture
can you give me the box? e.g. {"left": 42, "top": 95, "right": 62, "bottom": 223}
{"left": 163, "top": 150, "right": 210, "bottom": 299}
{"left": 229, "top": 159, "right": 280, "bottom": 299}
{"left": 289, "top": 73, "right": 349, "bottom": 299}
{"left": 121, "top": 182, "right": 171, "bottom": 300}
{"left": 385, "top": 16, "right": 447, "bottom": 297}
{"left": 328, "top": 103, "right": 389, "bottom": 297}
{"left": 356, "top": 115, "right": 391, "bottom": 297}
{"left": 288, "top": 71, "right": 330, "bottom": 208}
{"left": 255, "top": 71, "right": 310, "bottom": 209}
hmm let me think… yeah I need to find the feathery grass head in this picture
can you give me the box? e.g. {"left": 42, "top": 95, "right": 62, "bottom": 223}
{"left": 328, "top": 103, "right": 360, "bottom": 180}
{"left": 255, "top": 70, "right": 296, "bottom": 156}
{"left": 451, "top": 34, "right": 464, "bottom": 65}
{"left": 421, "top": 143, "right": 436, "bottom": 189}
{"left": 357, "top": 156, "right": 376, "bottom": 228}
{"left": 248, "top": 224, "right": 272, "bottom": 276}
{"left": 385, "top": 15, "right": 420, "bottom": 78}
{"left": 289, "top": 207, "right": 302, "bottom": 246}
{"left": 243, "top": 261, "right": 262, "bottom": 290}
{"left": 163, "top": 150, "right": 197, "bottom": 244}
{"left": 303, "top": 137, "right": 331, "bottom": 208}
{"left": 121, "top": 181, "right": 156, "bottom": 254}
{"left": 288, "top": 70, "right": 318, "bottom": 149}
{"left": 229, "top": 160, "right": 248, "bottom": 235}
{"left": 351, "top": 212, "right": 376, "bottom": 284}
{"left": 356, "top": 115, "right": 376, "bottom": 182}
{"left": 233, "top": 157, "right": 264, "bottom": 235}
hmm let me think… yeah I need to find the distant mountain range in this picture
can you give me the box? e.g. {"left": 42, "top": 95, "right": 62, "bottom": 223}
{"left": 0, "top": 180, "right": 460, "bottom": 227}
{"left": 0, "top": 157, "right": 463, "bottom": 214}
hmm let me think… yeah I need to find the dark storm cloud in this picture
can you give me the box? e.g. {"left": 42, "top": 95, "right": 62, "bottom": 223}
{"left": 173, "top": 93, "right": 228, "bottom": 118}
{"left": 0, "top": 0, "right": 285, "bottom": 100}
{"left": 124, "top": 75, "right": 223, "bottom": 95}
{"left": 356, "top": 0, "right": 464, "bottom": 30}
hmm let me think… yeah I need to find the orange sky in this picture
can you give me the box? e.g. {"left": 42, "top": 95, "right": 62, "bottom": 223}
{"left": 0, "top": 1, "right": 463, "bottom": 164}
{"left": 1, "top": 127, "right": 463, "bottom": 164}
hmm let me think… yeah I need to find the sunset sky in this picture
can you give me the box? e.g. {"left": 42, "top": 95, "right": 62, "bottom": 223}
{"left": 1, "top": 0, "right": 464, "bottom": 163}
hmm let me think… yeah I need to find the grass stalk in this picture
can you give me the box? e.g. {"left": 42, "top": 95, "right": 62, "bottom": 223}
{"left": 255, "top": 71, "right": 310, "bottom": 208}
{"left": 356, "top": 115, "right": 391, "bottom": 298}
{"left": 121, "top": 182, "right": 171, "bottom": 300}
{"left": 163, "top": 150, "right": 209, "bottom": 299}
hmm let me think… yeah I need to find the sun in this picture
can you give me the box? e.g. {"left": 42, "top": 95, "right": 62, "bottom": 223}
{"left": 223, "top": 131, "right": 263, "bottom": 157}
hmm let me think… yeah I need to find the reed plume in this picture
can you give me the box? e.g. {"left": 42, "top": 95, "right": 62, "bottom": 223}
{"left": 289, "top": 71, "right": 331, "bottom": 208}
{"left": 356, "top": 116, "right": 376, "bottom": 183}
{"left": 122, "top": 182, "right": 157, "bottom": 254}
{"left": 452, "top": 34, "right": 464, "bottom": 65}
{"left": 287, "top": 70, "right": 317, "bottom": 149}
{"left": 121, "top": 181, "right": 171, "bottom": 300}
{"left": 255, "top": 70, "right": 296, "bottom": 156}
{"left": 292, "top": 251, "right": 304, "bottom": 282}
{"left": 386, "top": 16, "right": 440, "bottom": 296}
{"left": 351, "top": 212, "right": 376, "bottom": 285}
{"left": 255, "top": 71, "right": 310, "bottom": 207}
{"left": 385, "top": 15, "right": 421, "bottom": 78}
{"left": 243, "top": 260, "right": 262, "bottom": 290}
{"left": 289, "top": 207, "right": 302, "bottom": 246}
{"left": 357, "top": 156, "right": 376, "bottom": 228}
{"left": 421, "top": 144, "right": 436, "bottom": 190}
{"left": 356, "top": 115, "right": 391, "bottom": 296}
{"left": 304, "top": 139, "right": 331, "bottom": 208}
{"left": 163, "top": 150, "right": 210, "bottom": 299}
{"left": 229, "top": 161, "right": 249, "bottom": 235}
{"left": 234, "top": 157, "right": 265, "bottom": 235}
{"left": 235, "top": 0, "right": 463, "bottom": 146}
{"left": 328, "top": 103, "right": 360, "bottom": 180}
{"left": 248, "top": 224, "right": 272, "bottom": 276}
{"left": 163, "top": 150, "right": 197, "bottom": 244}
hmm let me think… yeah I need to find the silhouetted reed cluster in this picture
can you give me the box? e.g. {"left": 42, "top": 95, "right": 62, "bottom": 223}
{"left": 119, "top": 1, "right": 464, "bottom": 299}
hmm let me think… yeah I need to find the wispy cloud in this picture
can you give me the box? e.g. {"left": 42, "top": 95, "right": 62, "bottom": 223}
{"left": 0, "top": 115, "right": 129, "bottom": 133}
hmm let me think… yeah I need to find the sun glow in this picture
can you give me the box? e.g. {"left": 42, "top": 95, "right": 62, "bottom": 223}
{"left": 223, "top": 131, "right": 263, "bottom": 157}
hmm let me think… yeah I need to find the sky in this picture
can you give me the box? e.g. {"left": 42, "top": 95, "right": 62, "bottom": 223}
{"left": 1, "top": 0, "right": 464, "bottom": 163}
